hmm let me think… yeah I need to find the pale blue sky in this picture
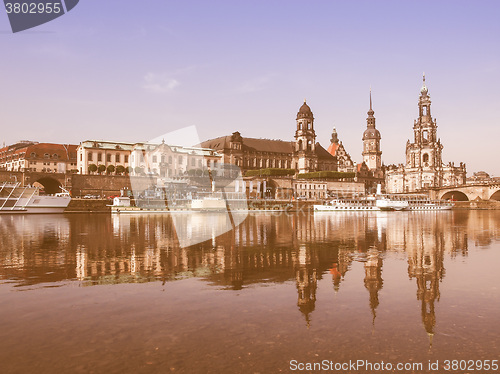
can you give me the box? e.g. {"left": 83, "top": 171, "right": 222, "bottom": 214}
{"left": 1, "top": 0, "right": 499, "bottom": 175}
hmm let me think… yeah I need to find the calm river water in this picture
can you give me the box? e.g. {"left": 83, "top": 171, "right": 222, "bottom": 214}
{"left": 1, "top": 211, "right": 499, "bottom": 374}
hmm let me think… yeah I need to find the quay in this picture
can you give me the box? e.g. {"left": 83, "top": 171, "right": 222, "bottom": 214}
{"left": 63, "top": 198, "right": 500, "bottom": 213}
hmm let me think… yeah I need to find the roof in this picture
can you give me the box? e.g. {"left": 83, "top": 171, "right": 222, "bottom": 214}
{"left": 363, "top": 128, "right": 381, "bottom": 140}
{"left": 315, "top": 143, "right": 337, "bottom": 160}
{"left": 26, "top": 143, "right": 78, "bottom": 161}
{"left": 297, "top": 101, "right": 313, "bottom": 120}
{"left": 0, "top": 143, "right": 78, "bottom": 161}
{"left": 327, "top": 142, "right": 339, "bottom": 156}
{"left": 79, "top": 140, "right": 136, "bottom": 151}
{"left": 201, "top": 136, "right": 295, "bottom": 154}
{"left": 133, "top": 143, "right": 220, "bottom": 157}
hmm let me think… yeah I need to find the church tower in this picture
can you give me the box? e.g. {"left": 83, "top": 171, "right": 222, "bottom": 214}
{"left": 293, "top": 100, "right": 317, "bottom": 174}
{"left": 362, "top": 89, "right": 382, "bottom": 171}
{"left": 405, "top": 73, "right": 444, "bottom": 189}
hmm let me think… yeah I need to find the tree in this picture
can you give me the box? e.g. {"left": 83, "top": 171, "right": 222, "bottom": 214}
{"left": 126, "top": 166, "right": 133, "bottom": 174}
{"left": 106, "top": 164, "right": 116, "bottom": 174}
{"left": 88, "top": 164, "right": 98, "bottom": 174}
{"left": 115, "top": 165, "right": 125, "bottom": 175}
{"left": 134, "top": 166, "right": 144, "bottom": 175}
{"left": 98, "top": 164, "right": 106, "bottom": 174}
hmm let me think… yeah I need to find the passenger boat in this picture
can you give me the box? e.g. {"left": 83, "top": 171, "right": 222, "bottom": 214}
{"left": 404, "top": 194, "right": 454, "bottom": 210}
{"left": 190, "top": 196, "right": 228, "bottom": 211}
{"left": 314, "top": 197, "right": 379, "bottom": 211}
{"left": 110, "top": 194, "right": 233, "bottom": 213}
{"left": 314, "top": 194, "right": 452, "bottom": 212}
{"left": 375, "top": 195, "right": 409, "bottom": 211}
{"left": 0, "top": 182, "right": 71, "bottom": 214}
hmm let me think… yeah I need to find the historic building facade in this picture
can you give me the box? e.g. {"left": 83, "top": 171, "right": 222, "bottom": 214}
{"left": 77, "top": 140, "right": 220, "bottom": 177}
{"left": 0, "top": 141, "right": 78, "bottom": 173}
{"left": 200, "top": 100, "right": 337, "bottom": 174}
{"left": 386, "top": 75, "right": 466, "bottom": 193}
{"left": 326, "top": 128, "right": 356, "bottom": 173}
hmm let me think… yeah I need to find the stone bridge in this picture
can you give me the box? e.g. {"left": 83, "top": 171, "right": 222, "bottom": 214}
{"left": 428, "top": 183, "right": 500, "bottom": 201}
{"left": 0, "top": 171, "right": 70, "bottom": 194}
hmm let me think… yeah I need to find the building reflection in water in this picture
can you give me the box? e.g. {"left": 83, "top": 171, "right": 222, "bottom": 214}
{"left": 1, "top": 211, "right": 500, "bottom": 337}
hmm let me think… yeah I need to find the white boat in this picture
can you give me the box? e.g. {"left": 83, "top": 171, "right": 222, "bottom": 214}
{"left": 404, "top": 194, "right": 454, "bottom": 210}
{"left": 191, "top": 196, "right": 228, "bottom": 211}
{"left": 314, "top": 194, "right": 452, "bottom": 212}
{"left": 314, "top": 197, "right": 379, "bottom": 211}
{"left": 0, "top": 182, "right": 71, "bottom": 214}
{"left": 110, "top": 195, "right": 231, "bottom": 213}
{"left": 375, "top": 196, "right": 409, "bottom": 211}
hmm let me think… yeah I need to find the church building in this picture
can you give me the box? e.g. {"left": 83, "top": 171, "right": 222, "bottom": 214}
{"left": 385, "top": 75, "right": 466, "bottom": 193}
{"left": 326, "top": 127, "right": 356, "bottom": 173}
{"left": 200, "top": 100, "right": 337, "bottom": 174}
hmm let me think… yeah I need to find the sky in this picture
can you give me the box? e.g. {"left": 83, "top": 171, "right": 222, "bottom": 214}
{"left": 1, "top": 0, "right": 499, "bottom": 175}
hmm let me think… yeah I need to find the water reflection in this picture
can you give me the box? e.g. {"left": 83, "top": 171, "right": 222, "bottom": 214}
{"left": 1, "top": 211, "right": 500, "bottom": 339}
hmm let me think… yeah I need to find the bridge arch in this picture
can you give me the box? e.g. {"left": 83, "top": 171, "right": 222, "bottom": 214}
{"left": 34, "top": 177, "right": 62, "bottom": 195}
{"left": 490, "top": 190, "right": 500, "bottom": 201}
{"left": 440, "top": 190, "right": 469, "bottom": 201}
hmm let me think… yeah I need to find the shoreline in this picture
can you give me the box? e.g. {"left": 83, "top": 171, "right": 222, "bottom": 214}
{"left": 62, "top": 198, "right": 500, "bottom": 213}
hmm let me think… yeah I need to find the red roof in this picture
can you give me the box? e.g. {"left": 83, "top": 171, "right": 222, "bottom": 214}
{"left": 327, "top": 142, "right": 339, "bottom": 156}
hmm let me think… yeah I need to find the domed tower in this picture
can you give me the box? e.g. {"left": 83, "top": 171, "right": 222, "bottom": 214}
{"left": 293, "top": 99, "right": 317, "bottom": 173}
{"left": 362, "top": 89, "right": 382, "bottom": 171}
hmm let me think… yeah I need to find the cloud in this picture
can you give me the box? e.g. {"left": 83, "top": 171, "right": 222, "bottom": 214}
{"left": 143, "top": 73, "right": 180, "bottom": 93}
{"left": 238, "top": 74, "right": 276, "bottom": 93}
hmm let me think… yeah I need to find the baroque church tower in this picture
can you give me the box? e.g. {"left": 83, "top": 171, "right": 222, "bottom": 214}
{"left": 293, "top": 100, "right": 318, "bottom": 174}
{"left": 362, "top": 89, "right": 382, "bottom": 172}
{"left": 385, "top": 74, "right": 466, "bottom": 193}
{"left": 405, "top": 73, "right": 444, "bottom": 187}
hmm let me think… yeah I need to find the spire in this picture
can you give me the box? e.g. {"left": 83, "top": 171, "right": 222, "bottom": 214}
{"left": 369, "top": 85, "right": 372, "bottom": 111}
{"left": 367, "top": 87, "right": 375, "bottom": 117}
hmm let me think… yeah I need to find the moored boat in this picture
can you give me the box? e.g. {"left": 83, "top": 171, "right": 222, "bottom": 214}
{"left": 314, "top": 197, "right": 379, "bottom": 211}
{"left": 0, "top": 182, "right": 71, "bottom": 214}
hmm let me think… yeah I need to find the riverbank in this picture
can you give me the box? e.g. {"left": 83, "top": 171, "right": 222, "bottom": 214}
{"left": 64, "top": 198, "right": 500, "bottom": 213}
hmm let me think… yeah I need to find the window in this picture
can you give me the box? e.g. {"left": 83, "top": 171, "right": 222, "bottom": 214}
{"left": 178, "top": 156, "right": 183, "bottom": 163}
{"left": 124, "top": 155, "right": 129, "bottom": 163}
{"left": 44, "top": 153, "right": 50, "bottom": 159}
{"left": 152, "top": 155, "right": 157, "bottom": 163}
{"left": 88, "top": 153, "right": 93, "bottom": 161}
{"left": 116, "top": 154, "right": 120, "bottom": 163}
{"left": 423, "top": 153, "right": 429, "bottom": 163}
{"left": 107, "top": 154, "right": 111, "bottom": 162}
{"left": 98, "top": 153, "right": 102, "bottom": 162}
{"left": 191, "top": 158, "right": 195, "bottom": 166}
{"left": 168, "top": 156, "right": 172, "bottom": 164}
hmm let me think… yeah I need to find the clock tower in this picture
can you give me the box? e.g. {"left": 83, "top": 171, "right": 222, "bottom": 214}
{"left": 362, "top": 89, "right": 382, "bottom": 171}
